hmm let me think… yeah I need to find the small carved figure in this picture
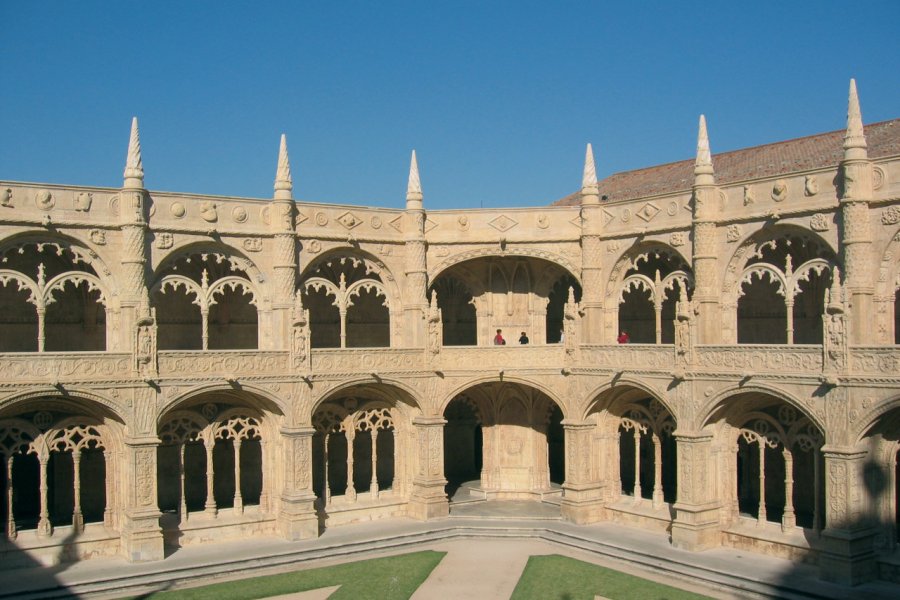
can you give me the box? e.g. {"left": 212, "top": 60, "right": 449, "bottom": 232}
{"left": 74, "top": 192, "right": 93, "bottom": 211}
{"left": 743, "top": 185, "right": 754, "bottom": 206}
{"left": 199, "top": 201, "right": 218, "bottom": 222}
{"left": 0, "top": 188, "right": 12, "bottom": 207}
{"left": 804, "top": 176, "right": 818, "bottom": 196}
{"left": 771, "top": 180, "right": 787, "bottom": 202}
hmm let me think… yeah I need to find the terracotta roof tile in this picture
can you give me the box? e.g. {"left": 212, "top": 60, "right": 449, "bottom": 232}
{"left": 553, "top": 119, "right": 900, "bottom": 206}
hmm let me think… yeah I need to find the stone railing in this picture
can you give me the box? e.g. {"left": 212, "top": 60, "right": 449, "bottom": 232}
{"left": 0, "top": 352, "right": 132, "bottom": 382}
{"left": 580, "top": 344, "right": 675, "bottom": 371}
{"left": 694, "top": 345, "right": 823, "bottom": 373}
{"left": 157, "top": 350, "right": 289, "bottom": 378}
{"left": 849, "top": 346, "right": 900, "bottom": 375}
{"left": 310, "top": 348, "right": 424, "bottom": 373}
{"left": 439, "top": 345, "right": 566, "bottom": 371}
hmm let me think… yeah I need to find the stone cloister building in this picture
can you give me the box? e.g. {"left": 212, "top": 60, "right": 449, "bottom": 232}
{"left": 0, "top": 80, "right": 898, "bottom": 585}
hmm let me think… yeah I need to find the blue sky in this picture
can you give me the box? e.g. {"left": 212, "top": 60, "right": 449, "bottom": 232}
{"left": 1, "top": 1, "right": 898, "bottom": 209}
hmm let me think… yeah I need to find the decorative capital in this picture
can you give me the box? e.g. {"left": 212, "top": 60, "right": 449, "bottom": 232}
{"left": 123, "top": 117, "right": 144, "bottom": 188}
{"left": 274, "top": 133, "right": 293, "bottom": 200}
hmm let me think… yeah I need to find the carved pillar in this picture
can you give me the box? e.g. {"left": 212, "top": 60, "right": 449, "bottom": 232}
{"left": 72, "top": 449, "right": 83, "bottom": 533}
{"left": 408, "top": 416, "right": 448, "bottom": 520}
{"left": 691, "top": 116, "right": 721, "bottom": 344}
{"left": 818, "top": 447, "right": 879, "bottom": 584}
{"left": 840, "top": 80, "right": 875, "bottom": 345}
{"left": 580, "top": 145, "right": 605, "bottom": 343}
{"left": 119, "top": 118, "right": 150, "bottom": 354}
{"left": 560, "top": 420, "right": 604, "bottom": 524}
{"left": 37, "top": 455, "right": 51, "bottom": 536}
{"left": 4, "top": 456, "right": 15, "bottom": 540}
{"left": 276, "top": 426, "right": 318, "bottom": 541}
{"left": 232, "top": 439, "right": 243, "bottom": 513}
{"left": 120, "top": 437, "right": 164, "bottom": 562}
{"left": 403, "top": 152, "right": 428, "bottom": 348}
{"left": 204, "top": 439, "right": 217, "bottom": 516}
{"left": 272, "top": 133, "right": 298, "bottom": 351}
{"left": 782, "top": 447, "right": 795, "bottom": 530}
{"left": 671, "top": 431, "right": 722, "bottom": 551}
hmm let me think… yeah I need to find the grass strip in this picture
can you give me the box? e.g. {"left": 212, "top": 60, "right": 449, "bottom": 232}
{"left": 510, "top": 554, "right": 713, "bottom": 600}
{"left": 138, "top": 550, "right": 445, "bottom": 600}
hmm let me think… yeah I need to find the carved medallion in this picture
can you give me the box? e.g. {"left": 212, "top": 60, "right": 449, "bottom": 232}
{"left": 170, "top": 202, "right": 186, "bottom": 218}
{"left": 74, "top": 192, "right": 93, "bottom": 211}
{"left": 243, "top": 238, "right": 262, "bottom": 252}
{"left": 35, "top": 190, "right": 54, "bottom": 210}
{"left": 155, "top": 232, "right": 174, "bottom": 249}
{"left": 0, "top": 188, "right": 12, "bottom": 207}
{"left": 232, "top": 206, "right": 248, "bottom": 223}
{"left": 771, "top": 180, "right": 787, "bottom": 202}
{"left": 315, "top": 211, "right": 329, "bottom": 226}
{"left": 809, "top": 213, "right": 830, "bottom": 231}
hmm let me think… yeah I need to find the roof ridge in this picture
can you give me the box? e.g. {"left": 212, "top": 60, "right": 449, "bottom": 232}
{"left": 603, "top": 117, "right": 900, "bottom": 180}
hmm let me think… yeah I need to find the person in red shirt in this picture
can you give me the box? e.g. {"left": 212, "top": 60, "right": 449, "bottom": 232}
{"left": 617, "top": 331, "right": 630, "bottom": 344}
{"left": 494, "top": 329, "right": 506, "bottom": 345}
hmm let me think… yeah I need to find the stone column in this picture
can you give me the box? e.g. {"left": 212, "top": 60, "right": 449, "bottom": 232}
{"left": 580, "top": 145, "right": 605, "bottom": 343}
{"left": 408, "top": 416, "right": 449, "bottom": 520}
{"left": 560, "top": 420, "right": 604, "bottom": 524}
{"left": 276, "top": 425, "right": 319, "bottom": 540}
{"left": 671, "top": 431, "right": 722, "bottom": 551}
{"left": 120, "top": 437, "right": 164, "bottom": 562}
{"left": 818, "top": 446, "right": 879, "bottom": 584}
{"left": 403, "top": 151, "right": 428, "bottom": 348}
{"left": 691, "top": 116, "right": 721, "bottom": 344}
{"left": 840, "top": 80, "right": 874, "bottom": 345}
{"left": 271, "top": 134, "right": 298, "bottom": 351}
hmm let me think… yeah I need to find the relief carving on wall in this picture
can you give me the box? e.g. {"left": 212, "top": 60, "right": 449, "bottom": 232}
{"left": 771, "top": 180, "right": 788, "bottom": 202}
{"left": 804, "top": 176, "right": 818, "bottom": 197}
{"left": 74, "top": 192, "right": 93, "bottom": 211}
{"left": 0, "top": 188, "right": 12, "bottom": 207}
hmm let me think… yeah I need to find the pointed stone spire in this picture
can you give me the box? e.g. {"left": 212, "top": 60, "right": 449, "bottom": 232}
{"left": 123, "top": 117, "right": 144, "bottom": 188}
{"left": 274, "top": 134, "right": 293, "bottom": 200}
{"left": 580, "top": 143, "right": 600, "bottom": 205}
{"left": 694, "top": 115, "right": 713, "bottom": 174}
{"left": 843, "top": 79, "right": 868, "bottom": 159}
{"left": 406, "top": 150, "right": 423, "bottom": 209}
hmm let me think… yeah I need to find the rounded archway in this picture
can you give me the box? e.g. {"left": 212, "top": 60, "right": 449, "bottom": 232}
{"left": 442, "top": 381, "right": 565, "bottom": 500}
{"left": 429, "top": 256, "right": 581, "bottom": 346}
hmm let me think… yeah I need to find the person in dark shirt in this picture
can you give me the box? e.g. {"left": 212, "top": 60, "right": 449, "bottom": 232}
{"left": 519, "top": 332, "right": 529, "bottom": 344}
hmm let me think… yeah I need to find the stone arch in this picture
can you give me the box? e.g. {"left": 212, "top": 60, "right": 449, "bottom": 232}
{"left": 439, "top": 375, "right": 568, "bottom": 420}
{"left": 0, "top": 231, "right": 119, "bottom": 297}
{"left": 152, "top": 239, "right": 266, "bottom": 286}
{"left": 0, "top": 388, "right": 127, "bottom": 424}
{"left": 581, "top": 376, "right": 674, "bottom": 422}
{"left": 699, "top": 383, "right": 825, "bottom": 435}
{"left": 429, "top": 247, "right": 580, "bottom": 285}
{"left": 853, "top": 392, "right": 900, "bottom": 446}
{"left": 158, "top": 383, "right": 287, "bottom": 424}
{"left": 311, "top": 379, "right": 423, "bottom": 417}
{"left": 299, "top": 247, "right": 401, "bottom": 306}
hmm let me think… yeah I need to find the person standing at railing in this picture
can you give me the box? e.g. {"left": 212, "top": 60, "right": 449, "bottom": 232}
{"left": 518, "top": 332, "right": 529, "bottom": 344}
{"left": 494, "top": 329, "right": 506, "bottom": 345}
{"left": 617, "top": 331, "right": 630, "bottom": 344}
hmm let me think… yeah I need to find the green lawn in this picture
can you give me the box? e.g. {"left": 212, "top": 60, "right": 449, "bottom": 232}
{"left": 137, "top": 550, "right": 445, "bottom": 600}
{"left": 510, "top": 554, "right": 713, "bottom": 600}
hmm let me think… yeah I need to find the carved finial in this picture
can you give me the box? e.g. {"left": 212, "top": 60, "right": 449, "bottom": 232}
{"left": 827, "top": 267, "right": 844, "bottom": 314}
{"left": 694, "top": 114, "right": 713, "bottom": 175}
{"left": 844, "top": 79, "right": 868, "bottom": 158}
{"left": 567, "top": 286, "right": 576, "bottom": 304}
{"left": 581, "top": 143, "right": 600, "bottom": 206}
{"left": 274, "top": 134, "right": 293, "bottom": 200}
{"left": 406, "top": 150, "right": 423, "bottom": 208}
{"left": 123, "top": 117, "right": 144, "bottom": 187}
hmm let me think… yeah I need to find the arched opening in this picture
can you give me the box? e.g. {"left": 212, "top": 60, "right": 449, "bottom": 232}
{"left": 311, "top": 383, "right": 417, "bottom": 524}
{"left": 443, "top": 397, "right": 483, "bottom": 498}
{"left": 443, "top": 381, "right": 564, "bottom": 501}
{"left": 152, "top": 249, "right": 259, "bottom": 350}
{"left": 0, "top": 241, "right": 109, "bottom": 352}
{"left": 430, "top": 276, "right": 476, "bottom": 346}
{"left": 588, "top": 390, "right": 677, "bottom": 508}
{"left": 431, "top": 256, "right": 579, "bottom": 346}
{"left": 615, "top": 246, "right": 692, "bottom": 345}
{"left": 301, "top": 253, "right": 392, "bottom": 349}
{"left": 707, "top": 393, "right": 824, "bottom": 532}
{"left": 0, "top": 404, "right": 121, "bottom": 540}
{"left": 857, "top": 404, "right": 900, "bottom": 551}
{"left": 733, "top": 232, "right": 835, "bottom": 345}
